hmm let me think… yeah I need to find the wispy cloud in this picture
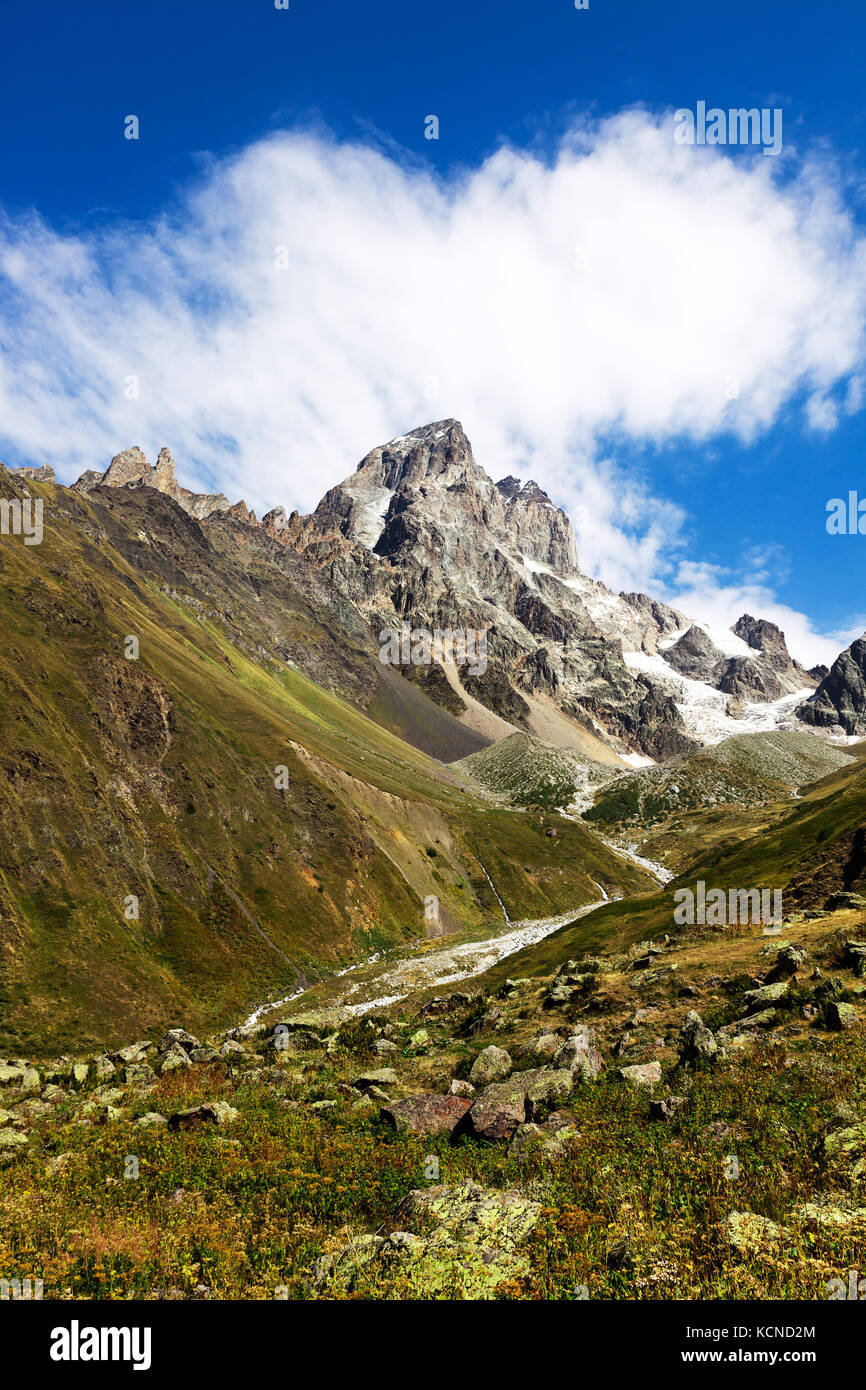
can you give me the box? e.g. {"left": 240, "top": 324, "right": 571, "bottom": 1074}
{"left": 0, "top": 110, "right": 863, "bottom": 665}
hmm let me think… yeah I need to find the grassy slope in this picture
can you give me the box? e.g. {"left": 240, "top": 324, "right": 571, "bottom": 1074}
{"left": 477, "top": 746, "right": 866, "bottom": 988}
{"left": 0, "top": 472, "right": 653, "bottom": 1054}
{"left": 585, "top": 730, "right": 854, "bottom": 830}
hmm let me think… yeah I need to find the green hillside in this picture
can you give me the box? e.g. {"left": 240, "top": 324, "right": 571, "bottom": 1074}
{"left": 0, "top": 470, "right": 654, "bottom": 1054}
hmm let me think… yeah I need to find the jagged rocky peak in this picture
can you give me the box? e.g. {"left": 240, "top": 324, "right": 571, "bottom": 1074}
{"left": 262, "top": 505, "right": 288, "bottom": 533}
{"left": 307, "top": 418, "right": 579, "bottom": 574}
{"left": 656, "top": 611, "right": 816, "bottom": 705}
{"left": 733, "top": 613, "right": 790, "bottom": 658}
{"left": 501, "top": 477, "right": 580, "bottom": 575}
{"left": 8, "top": 463, "right": 56, "bottom": 484}
{"left": 495, "top": 475, "right": 522, "bottom": 503}
{"left": 663, "top": 624, "right": 725, "bottom": 679}
{"left": 102, "top": 445, "right": 151, "bottom": 488}
{"left": 74, "top": 446, "right": 231, "bottom": 521}
{"left": 356, "top": 419, "right": 481, "bottom": 492}
{"left": 799, "top": 635, "right": 866, "bottom": 735}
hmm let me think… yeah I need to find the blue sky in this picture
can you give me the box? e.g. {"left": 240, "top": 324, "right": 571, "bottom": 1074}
{"left": 1, "top": 0, "right": 865, "bottom": 661}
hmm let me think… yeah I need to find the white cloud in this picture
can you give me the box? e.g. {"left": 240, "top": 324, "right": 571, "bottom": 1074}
{"left": 0, "top": 110, "right": 864, "bottom": 663}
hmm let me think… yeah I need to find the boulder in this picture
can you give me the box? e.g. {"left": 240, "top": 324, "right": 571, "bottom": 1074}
{"left": 311, "top": 1181, "right": 542, "bottom": 1300}
{"left": 826, "top": 1001, "right": 858, "bottom": 1031}
{"left": 167, "top": 1101, "right": 238, "bottom": 1132}
{"left": 123, "top": 1063, "right": 156, "bottom": 1085}
{"left": 743, "top": 981, "right": 790, "bottom": 1013}
{"left": 618, "top": 1061, "right": 662, "bottom": 1089}
{"left": 448, "top": 1079, "right": 474, "bottom": 1098}
{"left": 352, "top": 1068, "right": 398, "bottom": 1091}
{"left": 467, "top": 1068, "right": 573, "bottom": 1141}
{"left": 509, "top": 1118, "right": 580, "bottom": 1162}
{"left": 718, "top": 1008, "right": 778, "bottom": 1035}
{"left": 157, "top": 1028, "right": 201, "bottom": 1055}
{"left": 552, "top": 1027, "right": 603, "bottom": 1082}
{"left": 824, "top": 1122, "right": 866, "bottom": 1176}
{"left": 677, "top": 1011, "right": 718, "bottom": 1068}
{"left": 727, "top": 1211, "right": 782, "bottom": 1253}
{"left": 93, "top": 1054, "right": 117, "bottom": 1081}
{"left": 649, "top": 1095, "right": 687, "bottom": 1122}
{"left": 469, "top": 1045, "right": 512, "bottom": 1087}
{"left": 112, "top": 1041, "right": 155, "bottom": 1064}
{"left": 765, "top": 944, "right": 806, "bottom": 984}
{"left": 518, "top": 1031, "right": 561, "bottom": 1065}
{"left": 842, "top": 942, "right": 866, "bottom": 977}
{"left": 0, "top": 1129, "right": 28, "bottom": 1152}
{"left": 158, "top": 1047, "right": 192, "bottom": 1073}
{"left": 379, "top": 1094, "right": 471, "bottom": 1137}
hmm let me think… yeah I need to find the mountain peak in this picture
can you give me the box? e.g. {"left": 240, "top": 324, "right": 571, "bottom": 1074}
{"left": 353, "top": 418, "right": 477, "bottom": 493}
{"left": 73, "top": 446, "right": 230, "bottom": 521}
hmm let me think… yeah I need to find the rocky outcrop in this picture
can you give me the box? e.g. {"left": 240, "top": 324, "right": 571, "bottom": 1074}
{"left": 9, "top": 464, "right": 56, "bottom": 483}
{"left": 718, "top": 613, "right": 816, "bottom": 702}
{"left": 74, "top": 445, "right": 230, "bottom": 521}
{"left": 799, "top": 636, "right": 866, "bottom": 735}
{"left": 663, "top": 625, "right": 724, "bottom": 680}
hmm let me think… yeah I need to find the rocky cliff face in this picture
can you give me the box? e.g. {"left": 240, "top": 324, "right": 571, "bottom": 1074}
{"left": 798, "top": 636, "right": 866, "bottom": 735}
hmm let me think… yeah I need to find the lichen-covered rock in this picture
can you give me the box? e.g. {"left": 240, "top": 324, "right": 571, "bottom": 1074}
{"left": 744, "top": 981, "right": 790, "bottom": 1013}
{"left": 795, "top": 1200, "right": 866, "bottom": 1228}
{"left": 111, "top": 1041, "right": 155, "bottom": 1066}
{"left": 618, "top": 1061, "right": 662, "bottom": 1089}
{"left": 0, "top": 1129, "right": 28, "bottom": 1153}
{"left": 678, "top": 1011, "right": 718, "bottom": 1068}
{"left": 0, "top": 1063, "right": 40, "bottom": 1091}
{"left": 826, "top": 1001, "right": 858, "bottom": 1031}
{"left": 309, "top": 1181, "right": 544, "bottom": 1300}
{"left": 765, "top": 944, "right": 807, "bottom": 983}
{"left": 93, "top": 1054, "right": 117, "bottom": 1081}
{"left": 469, "top": 1045, "right": 512, "bottom": 1087}
{"left": 352, "top": 1068, "right": 397, "bottom": 1091}
{"left": 448, "top": 1079, "right": 474, "bottom": 1098}
{"left": 310, "top": 1180, "right": 544, "bottom": 1298}
{"left": 824, "top": 1122, "right": 866, "bottom": 1178}
{"left": 552, "top": 1027, "right": 602, "bottom": 1081}
{"left": 519, "top": 1031, "right": 561, "bottom": 1065}
{"left": 158, "top": 1047, "right": 192, "bottom": 1073}
{"left": 718, "top": 1008, "right": 778, "bottom": 1036}
{"left": 123, "top": 1063, "right": 156, "bottom": 1085}
{"left": 631, "top": 963, "right": 678, "bottom": 990}
{"left": 508, "top": 1117, "right": 580, "bottom": 1162}
{"left": 158, "top": 1028, "right": 202, "bottom": 1055}
{"left": 467, "top": 1067, "right": 573, "bottom": 1141}
{"left": 379, "top": 1094, "right": 471, "bottom": 1136}
{"left": 727, "top": 1211, "right": 783, "bottom": 1253}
